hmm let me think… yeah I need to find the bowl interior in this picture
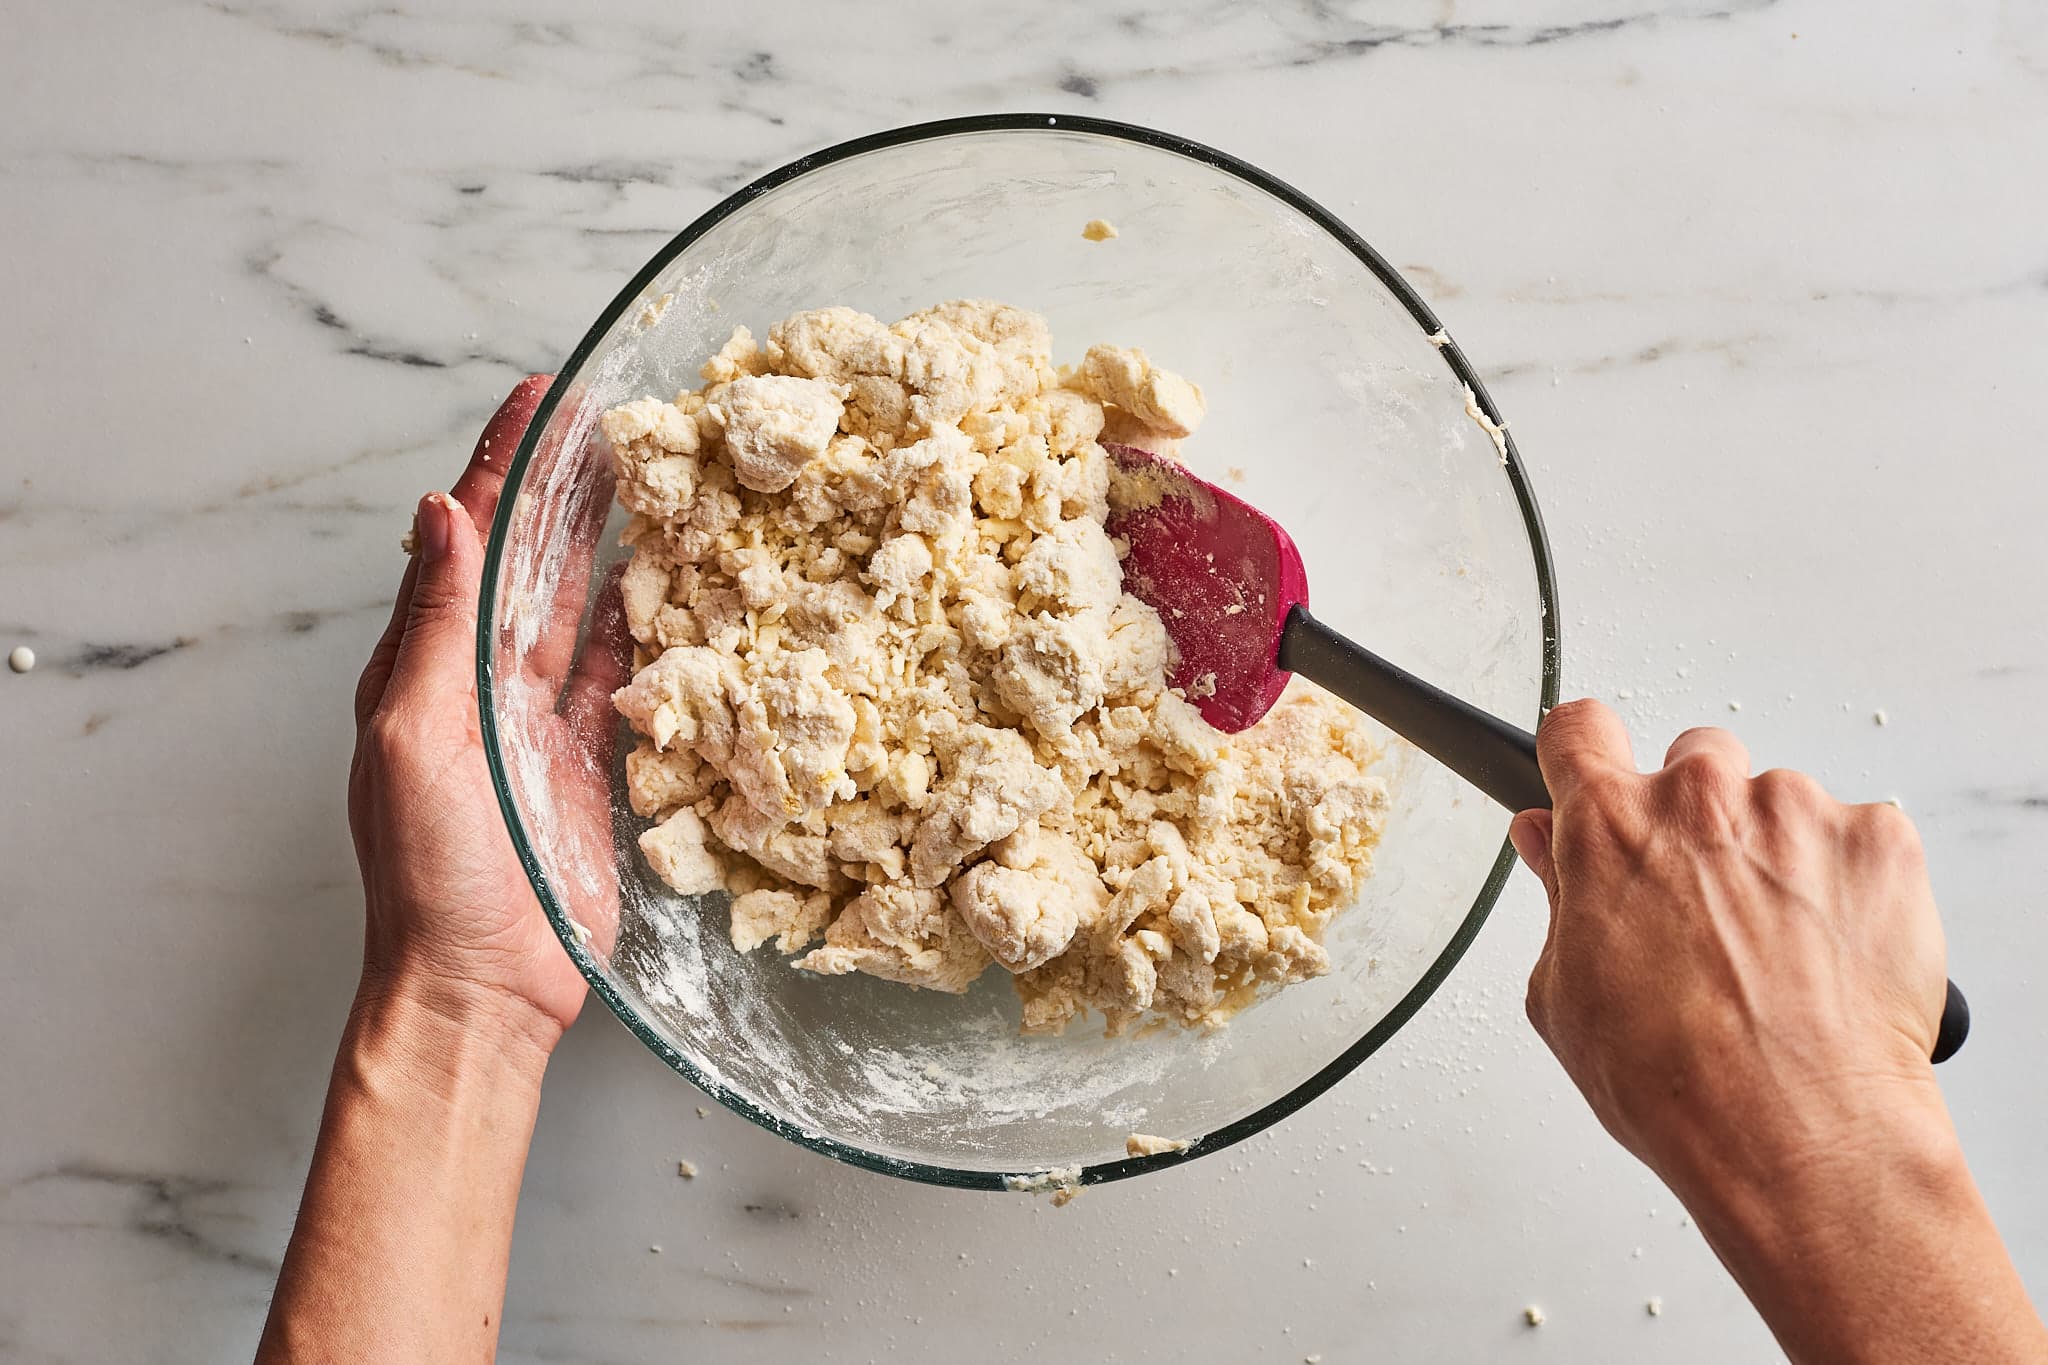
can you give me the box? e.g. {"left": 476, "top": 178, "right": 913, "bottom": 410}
{"left": 482, "top": 119, "right": 1554, "bottom": 1185}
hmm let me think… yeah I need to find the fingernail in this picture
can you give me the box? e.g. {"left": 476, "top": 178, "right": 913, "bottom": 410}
{"left": 418, "top": 493, "right": 453, "bottom": 559}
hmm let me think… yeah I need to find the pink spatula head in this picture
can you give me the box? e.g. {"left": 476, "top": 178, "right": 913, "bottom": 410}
{"left": 1103, "top": 443, "right": 1308, "bottom": 732}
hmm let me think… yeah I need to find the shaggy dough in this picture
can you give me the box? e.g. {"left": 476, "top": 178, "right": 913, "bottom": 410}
{"left": 607, "top": 300, "right": 1387, "bottom": 1034}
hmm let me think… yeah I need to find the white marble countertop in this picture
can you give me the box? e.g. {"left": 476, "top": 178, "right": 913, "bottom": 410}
{"left": 5, "top": 2, "right": 2047, "bottom": 1360}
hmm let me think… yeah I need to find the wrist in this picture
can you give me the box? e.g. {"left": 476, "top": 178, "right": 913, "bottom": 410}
{"left": 1683, "top": 1092, "right": 1964, "bottom": 1243}
{"left": 1655, "top": 1070, "right": 1958, "bottom": 1219}
{"left": 265, "top": 954, "right": 556, "bottom": 1365}
{"left": 1666, "top": 1084, "right": 1977, "bottom": 1347}
{"left": 347, "top": 961, "right": 561, "bottom": 1101}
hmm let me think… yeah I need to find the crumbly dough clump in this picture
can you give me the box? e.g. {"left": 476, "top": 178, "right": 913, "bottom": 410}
{"left": 1126, "top": 1133, "right": 1190, "bottom": 1157}
{"left": 607, "top": 301, "right": 1386, "bottom": 1033}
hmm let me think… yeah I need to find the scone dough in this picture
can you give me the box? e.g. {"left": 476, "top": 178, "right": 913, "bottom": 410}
{"left": 608, "top": 301, "right": 1386, "bottom": 1033}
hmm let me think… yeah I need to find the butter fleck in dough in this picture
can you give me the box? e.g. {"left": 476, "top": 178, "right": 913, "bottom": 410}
{"left": 607, "top": 300, "right": 1386, "bottom": 1033}
{"left": 1082, "top": 218, "right": 1119, "bottom": 242}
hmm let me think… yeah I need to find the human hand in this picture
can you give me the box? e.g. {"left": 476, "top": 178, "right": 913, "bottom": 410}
{"left": 349, "top": 374, "right": 629, "bottom": 1050}
{"left": 1507, "top": 700, "right": 1951, "bottom": 1196}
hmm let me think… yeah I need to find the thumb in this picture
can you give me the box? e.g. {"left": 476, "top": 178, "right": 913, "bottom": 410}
{"left": 1508, "top": 809, "right": 1559, "bottom": 905}
{"left": 381, "top": 491, "right": 482, "bottom": 716}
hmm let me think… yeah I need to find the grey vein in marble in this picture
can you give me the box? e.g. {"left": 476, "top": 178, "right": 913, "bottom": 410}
{"left": 4, "top": 1164, "right": 278, "bottom": 1277}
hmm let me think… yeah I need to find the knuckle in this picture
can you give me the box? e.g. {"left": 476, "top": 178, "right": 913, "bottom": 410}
{"left": 1858, "top": 802, "right": 1925, "bottom": 864}
{"left": 1656, "top": 754, "right": 1749, "bottom": 842}
{"left": 1664, "top": 749, "right": 1728, "bottom": 786}
{"left": 1542, "top": 697, "right": 1606, "bottom": 735}
{"left": 1754, "top": 767, "right": 1830, "bottom": 814}
{"left": 1666, "top": 725, "right": 1722, "bottom": 755}
{"left": 363, "top": 708, "right": 415, "bottom": 764}
{"left": 1663, "top": 750, "right": 1742, "bottom": 805}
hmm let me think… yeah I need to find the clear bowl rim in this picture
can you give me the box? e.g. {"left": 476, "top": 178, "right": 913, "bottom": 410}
{"left": 476, "top": 112, "right": 1563, "bottom": 1192}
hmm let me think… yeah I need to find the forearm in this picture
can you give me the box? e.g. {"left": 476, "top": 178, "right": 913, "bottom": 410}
{"left": 257, "top": 970, "right": 558, "bottom": 1363}
{"left": 1670, "top": 1094, "right": 2048, "bottom": 1365}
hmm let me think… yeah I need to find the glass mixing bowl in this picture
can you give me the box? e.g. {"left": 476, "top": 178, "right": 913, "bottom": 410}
{"left": 479, "top": 115, "right": 1559, "bottom": 1192}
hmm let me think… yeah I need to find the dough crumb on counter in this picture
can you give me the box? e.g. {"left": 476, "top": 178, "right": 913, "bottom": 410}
{"left": 1126, "top": 1132, "right": 1190, "bottom": 1157}
{"left": 606, "top": 300, "right": 1387, "bottom": 1036}
{"left": 1523, "top": 1305, "right": 1546, "bottom": 1327}
{"left": 1647, "top": 1296, "right": 1664, "bottom": 1317}
{"left": 676, "top": 1159, "right": 698, "bottom": 1178}
{"left": 1081, "top": 218, "right": 1119, "bottom": 241}
{"left": 1426, "top": 328, "right": 1450, "bottom": 347}
{"left": 8, "top": 646, "right": 35, "bottom": 674}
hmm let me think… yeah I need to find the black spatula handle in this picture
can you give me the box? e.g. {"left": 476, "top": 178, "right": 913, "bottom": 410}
{"left": 1275, "top": 606, "right": 1968, "bottom": 1063}
{"left": 1277, "top": 606, "right": 1548, "bottom": 812}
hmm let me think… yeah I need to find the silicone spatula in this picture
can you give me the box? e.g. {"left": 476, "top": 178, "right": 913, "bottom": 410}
{"left": 1101, "top": 442, "right": 1969, "bottom": 1063}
